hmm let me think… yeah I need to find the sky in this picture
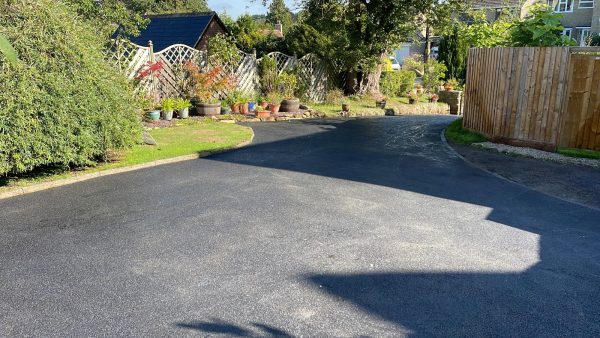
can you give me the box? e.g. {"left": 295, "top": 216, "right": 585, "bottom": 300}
{"left": 207, "top": 0, "right": 298, "bottom": 18}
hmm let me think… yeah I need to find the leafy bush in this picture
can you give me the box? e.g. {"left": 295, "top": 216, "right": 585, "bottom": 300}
{"left": 510, "top": 4, "right": 576, "bottom": 47}
{"left": 325, "top": 89, "right": 344, "bottom": 104}
{"left": 380, "top": 70, "right": 416, "bottom": 97}
{"left": 438, "top": 26, "right": 469, "bottom": 83}
{"left": 207, "top": 33, "right": 241, "bottom": 68}
{"left": 0, "top": 0, "right": 141, "bottom": 175}
{"left": 276, "top": 71, "right": 298, "bottom": 99}
{"left": 422, "top": 60, "right": 447, "bottom": 92}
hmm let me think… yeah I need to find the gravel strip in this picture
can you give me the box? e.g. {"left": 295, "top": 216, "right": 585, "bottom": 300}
{"left": 474, "top": 142, "right": 600, "bottom": 169}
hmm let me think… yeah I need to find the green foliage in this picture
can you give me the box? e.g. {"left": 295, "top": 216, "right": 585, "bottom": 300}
{"left": 284, "top": 24, "right": 331, "bottom": 58}
{"left": 174, "top": 98, "right": 192, "bottom": 110}
{"left": 131, "top": 0, "right": 210, "bottom": 14}
{"left": 380, "top": 71, "right": 416, "bottom": 97}
{"left": 587, "top": 33, "right": 600, "bottom": 46}
{"left": 231, "top": 15, "right": 265, "bottom": 53}
{"left": 258, "top": 55, "right": 278, "bottom": 94}
{"left": 64, "top": 0, "right": 148, "bottom": 37}
{"left": 266, "top": 0, "right": 293, "bottom": 29}
{"left": 438, "top": 25, "right": 468, "bottom": 83}
{"left": 207, "top": 34, "right": 241, "bottom": 68}
{"left": 0, "top": 0, "right": 141, "bottom": 175}
{"left": 161, "top": 98, "right": 175, "bottom": 111}
{"left": 266, "top": 91, "right": 283, "bottom": 104}
{"left": 558, "top": 147, "right": 600, "bottom": 160}
{"left": 325, "top": 89, "right": 344, "bottom": 105}
{"left": 461, "top": 8, "right": 512, "bottom": 48}
{"left": 276, "top": 71, "right": 298, "bottom": 99}
{"left": 422, "top": 60, "right": 447, "bottom": 92}
{"left": 0, "top": 33, "right": 18, "bottom": 65}
{"left": 510, "top": 4, "right": 576, "bottom": 47}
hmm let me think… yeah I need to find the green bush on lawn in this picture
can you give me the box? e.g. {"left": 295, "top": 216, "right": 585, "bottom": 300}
{"left": 380, "top": 70, "right": 416, "bottom": 97}
{"left": 0, "top": 0, "right": 141, "bottom": 175}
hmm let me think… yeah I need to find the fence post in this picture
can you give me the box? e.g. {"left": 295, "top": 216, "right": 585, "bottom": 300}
{"left": 148, "top": 40, "right": 155, "bottom": 62}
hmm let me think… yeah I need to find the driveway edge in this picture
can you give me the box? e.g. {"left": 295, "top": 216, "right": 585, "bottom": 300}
{"left": 0, "top": 130, "right": 255, "bottom": 201}
{"left": 441, "top": 128, "right": 600, "bottom": 212}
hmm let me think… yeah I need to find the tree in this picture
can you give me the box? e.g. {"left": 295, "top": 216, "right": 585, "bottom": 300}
{"left": 64, "top": 0, "right": 148, "bottom": 37}
{"left": 438, "top": 25, "right": 469, "bottom": 83}
{"left": 284, "top": 23, "right": 331, "bottom": 58}
{"left": 231, "top": 14, "right": 265, "bottom": 53}
{"left": 266, "top": 0, "right": 293, "bottom": 30}
{"left": 299, "top": 0, "right": 449, "bottom": 94}
{"left": 415, "top": 0, "right": 466, "bottom": 62}
{"left": 129, "top": 0, "right": 210, "bottom": 14}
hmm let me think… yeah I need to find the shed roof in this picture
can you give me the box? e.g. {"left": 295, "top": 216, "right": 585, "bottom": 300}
{"left": 127, "top": 12, "right": 220, "bottom": 51}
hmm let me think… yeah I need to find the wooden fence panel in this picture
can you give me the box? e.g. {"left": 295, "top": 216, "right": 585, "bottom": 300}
{"left": 463, "top": 47, "right": 574, "bottom": 151}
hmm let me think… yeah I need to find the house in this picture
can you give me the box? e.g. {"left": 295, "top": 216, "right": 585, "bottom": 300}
{"left": 260, "top": 22, "right": 285, "bottom": 39}
{"left": 126, "top": 12, "right": 230, "bottom": 51}
{"left": 471, "top": 0, "right": 600, "bottom": 46}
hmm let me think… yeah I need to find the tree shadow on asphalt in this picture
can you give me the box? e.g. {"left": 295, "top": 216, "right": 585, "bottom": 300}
{"left": 204, "top": 117, "right": 600, "bottom": 336}
{"left": 174, "top": 318, "right": 293, "bottom": 337}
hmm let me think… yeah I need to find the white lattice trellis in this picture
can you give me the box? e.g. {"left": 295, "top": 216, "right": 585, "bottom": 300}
{"left": 106, "top": 40, "right": 328, "bottom": 102}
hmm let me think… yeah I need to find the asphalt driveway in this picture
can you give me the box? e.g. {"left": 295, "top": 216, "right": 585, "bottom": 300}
{"left": 1, "top": 116, "right": 599, "bottom": 337}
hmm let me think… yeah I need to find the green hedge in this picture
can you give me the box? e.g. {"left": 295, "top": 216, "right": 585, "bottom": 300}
{"left": 380, "top": 70, "right": 416, "bottom": 97}
{"left": 0, "top": 0, "right": 141, "bottom": 175}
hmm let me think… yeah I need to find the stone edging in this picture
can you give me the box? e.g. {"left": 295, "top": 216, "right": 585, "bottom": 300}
{"left": 0, "top": 130, "right": 255, "bottom": 201}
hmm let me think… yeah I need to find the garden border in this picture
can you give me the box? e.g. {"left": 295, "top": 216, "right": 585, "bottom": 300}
{"left": 0, "top": 130, "right": 254, "bottom": 201}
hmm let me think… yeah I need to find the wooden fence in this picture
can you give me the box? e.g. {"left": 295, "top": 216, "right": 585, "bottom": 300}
{"left": 463, "top": 47, "right": 600, "bottom": 151}
{"left": 105, "top": 39, "right": 329, "bottom": 102}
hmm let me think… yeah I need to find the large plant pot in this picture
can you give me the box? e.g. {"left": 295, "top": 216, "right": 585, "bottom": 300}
{"left": 146, "top": 110, "right": 161, "bottom": 121}
{"left": 178, "top": 108, "right": 189, "bottom": 119}
{"left": 269, "top": 104, "right": 281, "bottom": 114}
{"left": 241, "top": 103, "right": 249, "bottom": 115}
{"left": 197, "top": 103, "right": 221, "bottom": 116}
{"left": 230, "top": 103, "right": 240, "bottom": 114}
{"left": 162, "top": 110, "right": 174, "bottom": 121}
{"left": 280, "top": 99, "right": 300, "bottom": 113}
{"left": 256, "top": 110, "right": 271, "bottom": 118}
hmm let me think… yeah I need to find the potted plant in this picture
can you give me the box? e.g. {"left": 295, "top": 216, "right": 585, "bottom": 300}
{"left": 258, "top": 94, "right": 269, "bottom": 109}
{"left": 185, "top": 62, "right": 235, "bottom": 116}
{"left": 226, "top": 90, "right": 241, "bottom": 113}
{"left": 146, "top": 110, "right": 161, "bottom": 121}
{"left": 267, "top": 92, "right": 283, "bottom": 114}
{"left": 444, "top": 78, "right": 459, "bottom": 91}
{"left": 277, "top": 71, "right": 301, "bottom": 113}
{"left": 342, "top": 101, "right": 350, "bottom": 112}
{"left": 407, "top": 92, "right": 419, "bottom": 104}
{"left": 256, "top": 110, "right": 271, "bottom": 118}
{"left": 238, "top": 94, "right": 250, "bottom": 115}
{"left": 416, "top": 84, "right": 424, "bottom": 95}
{"left": 161, "top": 98, "right": 175, "bottom": 120}
{"left": 428, "top": 93, "right": 439, "bottom": 103}
{"left": 221, "top": 101, "right": 232, "bottom": 114}
{"left": 174, "top": 98, "right": 192, "bottom": 119}
{"left": 375, "top": 95, "right": 387, "bottom": 109}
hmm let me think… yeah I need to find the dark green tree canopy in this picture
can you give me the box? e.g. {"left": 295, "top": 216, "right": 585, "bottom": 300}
{"left": 266, "top": 0, "right": 293, "bottom": 29}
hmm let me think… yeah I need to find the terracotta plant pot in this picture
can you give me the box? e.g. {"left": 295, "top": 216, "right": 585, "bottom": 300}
{"left": 342, "top": 103, "right": 350, "bottom": 112}
{"left": 196, "top": 103, "right": 221, "bottom": 116}
{"left": 241, "top": 103, "right": 249, "bottom": 115}
{"left": 231, "top": 103, "right": 240, "bottom": 114}
{"left": 256, "top": 110, "right": 271, "bottom": 118}
{"left": 280, "top": 99, "right": 300, "bottom": 113}
{"left": 270, "top": 104, "right": 281, "bottom": 114}
{"left": 260, "top": 101, "right": 269, "bottom": 109}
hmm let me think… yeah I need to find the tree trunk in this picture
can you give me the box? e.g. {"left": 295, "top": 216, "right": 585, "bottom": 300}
{"left": 424, "top": 24, "right": 431, "bottom": 63}
{"left": 357, "top": 52, "right": 385, "bottom": 96}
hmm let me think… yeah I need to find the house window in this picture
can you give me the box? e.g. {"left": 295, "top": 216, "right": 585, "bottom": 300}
{"left": 579, "top": 27, "right": 591, "bottom": 46}
{"left": 563, "top": 28, "right": 573, "bottom": 38}
{"left": 579, "top": 0, "right": 594, "bottom": 8}
{"left": 551, "top": 0, "right": 574, "bottom": 12}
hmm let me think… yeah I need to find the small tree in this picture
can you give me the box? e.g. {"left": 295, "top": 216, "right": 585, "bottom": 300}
{"left": 258, "top": 55, "right": 278, "bottom": 94}
{"left": 207, "top": 34, "right": 241, "bottom": 70}
{"left": 438, "top": 25, "right": 469, "bottom": 83}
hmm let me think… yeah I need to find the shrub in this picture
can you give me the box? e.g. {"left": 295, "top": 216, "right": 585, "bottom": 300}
{"left": 325, "top": 89, "right": 344, "bottom": 104}
{"left": 258, "top": 55, "right": 278, "bottom": 94}
{"left": 276, "top": 71, "right": 298, "bottom": 99}
{"left": 509, "top": 4, "right": 576, "bottom": 47}
{"left": 422, "top": 60, "right": 447, "bottom": 92}
{"left": 0, "top": 0, "right": 141, "bottom": 175}
{"left": 207, "top": 33, "right": 241, "bottom": 69}
{"left": 380, "top": 70, "right": 416, "bottom": 97}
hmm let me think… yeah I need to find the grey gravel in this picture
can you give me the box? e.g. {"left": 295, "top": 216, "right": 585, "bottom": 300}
{"left": 1, "top": 116, "right": 599, "bottom": 337}
{"left": 475, "top": 141, "right": 600, "bottom": 168}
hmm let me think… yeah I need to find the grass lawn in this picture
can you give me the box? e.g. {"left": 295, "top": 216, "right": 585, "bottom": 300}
{"left": 0, "top": 119, "right": 253, "bottom": 190}
{"left": 557, "top": 147, "right": 600, "bottom": 160}
{"left": 445, "top": 118, "right": 487, "bottom": 145}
